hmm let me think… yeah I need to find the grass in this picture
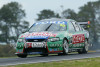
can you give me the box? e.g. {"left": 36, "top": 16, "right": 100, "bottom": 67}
{"left": 3, "top": 57, "right": 100, "bottom": 67}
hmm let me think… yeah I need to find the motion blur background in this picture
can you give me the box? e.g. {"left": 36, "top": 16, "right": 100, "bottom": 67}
{"left": 0, "top": 0, "right": 100, "bottom": 57}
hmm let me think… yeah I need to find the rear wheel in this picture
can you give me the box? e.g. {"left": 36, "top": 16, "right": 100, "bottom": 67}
{"left": 78, "top": 39, "right": 88, "bottom": 54}
{"left": 17, "top": 54, "right": 27, "bottom": 58}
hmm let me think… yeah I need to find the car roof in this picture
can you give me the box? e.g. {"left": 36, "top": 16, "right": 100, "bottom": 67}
{"left": 36, "top": 18, "right": 74, "bottom": 22}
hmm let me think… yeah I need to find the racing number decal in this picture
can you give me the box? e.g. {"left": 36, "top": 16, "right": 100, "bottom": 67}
{"left": 72, "top": 34, "right": 85, "bottom": 44}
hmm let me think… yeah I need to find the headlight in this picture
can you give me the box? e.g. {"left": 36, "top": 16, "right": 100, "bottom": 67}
{"left": 17, "top": 39, "right": 25, "bottom": 43}
{"left": 48, "top": 37, "right": 60, "bottom": 42}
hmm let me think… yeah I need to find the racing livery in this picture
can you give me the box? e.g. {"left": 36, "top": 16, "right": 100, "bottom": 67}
{"left": 15, "top": 18, "right": 89, "bottom": 58}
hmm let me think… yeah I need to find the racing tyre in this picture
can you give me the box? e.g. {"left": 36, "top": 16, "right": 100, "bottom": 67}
{"left": 78, "top": 39, "right": 89, "bottom": 54}
{"left": 63, "top": 39, "right": 69, "bottom": 55}
{"left": 17, "top": 54, "right": 27, "bottom": 58}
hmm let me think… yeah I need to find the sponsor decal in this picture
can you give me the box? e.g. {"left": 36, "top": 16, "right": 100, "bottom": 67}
{"left": 26, "top": 43, "right": 32, "bottom": 48}
{"left": 25, "top": 42, "right": 46, "bottom": 48}
{"left": 49, "top": 44, "right": 62, "bottom": 47}
{"left": 25, "top": 36, "right": 49, "bottom": 39}
{"left": 19, "top": 49, "right": 23, "bottom": 52}
{"left": 54, "top": 49, "right": 57, "bottom": 51}
{"left": 20, "top": 32, "right": 57, "bottom": 38}
{"left": 50, "top": 49, "right": 52, "bottom": 51}
{"left": 50, "top": 48, "right": 57, "bottom": 51}
{"left": 72, "top": 34, "right": 85, "bottom": 44}
{"left": 16, "top": 49, "right": 24, "bottom": 53}
{"left": 60, "top": 24, "right": 66, "bottom": 27}
{"left": 72, "top": 43, "right": 84, "bottom": 47}
{"left": 35, "top": 21, "right": 67, "bottom": 25}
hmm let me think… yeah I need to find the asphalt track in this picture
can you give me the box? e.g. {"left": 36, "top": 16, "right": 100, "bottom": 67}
{"left": 0, "top": 52, "right": 100, "bottom": 66}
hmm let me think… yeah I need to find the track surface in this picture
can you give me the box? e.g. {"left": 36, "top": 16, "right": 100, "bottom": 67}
{"left": 1, "top": 52, "right": 100, "bottom": 66}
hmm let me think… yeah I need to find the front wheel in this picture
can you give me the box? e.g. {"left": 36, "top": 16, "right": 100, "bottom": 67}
{"left": 78, "top": 39, "right": 89, "bottom": 54}
{"left": 63, "top": 40, "right": 69, "bottom": 55}
{"left": 17, "top": 54, "right": 27, "bottom": 58}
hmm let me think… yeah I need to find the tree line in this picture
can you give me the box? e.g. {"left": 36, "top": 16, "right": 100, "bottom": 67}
{"left": 0, "top": 2, "right": 29, "bottom": 44}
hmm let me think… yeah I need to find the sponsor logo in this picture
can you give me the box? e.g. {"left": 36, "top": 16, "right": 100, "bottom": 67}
{"left": 20, "top": 32, "right": 57, "bottom": 38}
{"left": 72, "top": 34, "right": 85, "bottom": 44}
{"left": 25, "top": 42, "right": 46, "bottom": 48}
{"left": 35, "top": 21, "right": 67, "bottom": 25}
{"left": 34, "top": 40, "right": 38, "bottom": 42}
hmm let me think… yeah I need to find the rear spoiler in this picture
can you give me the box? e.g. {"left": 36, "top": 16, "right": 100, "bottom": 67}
{"left": 78, "top": 21, "right": 90, "bottom": 29}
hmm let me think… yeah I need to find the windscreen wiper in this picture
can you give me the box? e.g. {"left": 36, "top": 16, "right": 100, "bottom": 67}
{"left": 45, "top": 24, "right": 52, "bottom": 31}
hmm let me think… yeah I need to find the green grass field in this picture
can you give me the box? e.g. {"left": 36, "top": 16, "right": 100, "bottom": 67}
{"left": 4, "top": 57, "right": 100, "bottom": 67}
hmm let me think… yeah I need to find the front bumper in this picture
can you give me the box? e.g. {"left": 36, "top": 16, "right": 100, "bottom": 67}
{"left": 16, "top": 40, "right": 63, "bottom": 55}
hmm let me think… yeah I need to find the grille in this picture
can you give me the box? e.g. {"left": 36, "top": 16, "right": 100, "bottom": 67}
{"left": 24, "top": 48, "right": 48, "bottom": 53}
{"left": 26, "top": 39, "right": 47, "bottom": 42}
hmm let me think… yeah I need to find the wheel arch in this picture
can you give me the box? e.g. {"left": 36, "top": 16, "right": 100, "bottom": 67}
{"left": 85, "top": 38, "right": 89, "bottom": 41}
{"left": 63, "top": 37, "right": 69, "bottom": 44}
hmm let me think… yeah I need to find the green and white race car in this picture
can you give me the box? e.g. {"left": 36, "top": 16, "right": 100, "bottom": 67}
{"left": 15, "top": 18, "right": 89, "bottom": 58}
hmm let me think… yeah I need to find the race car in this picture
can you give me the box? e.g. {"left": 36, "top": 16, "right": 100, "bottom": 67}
{"left": 15, "top": 18, "right": 89, "bottom": 58}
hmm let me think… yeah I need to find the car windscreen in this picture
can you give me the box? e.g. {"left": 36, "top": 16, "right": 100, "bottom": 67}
{"left": 28, "top": 21, "right": 67, "bottom": 32}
